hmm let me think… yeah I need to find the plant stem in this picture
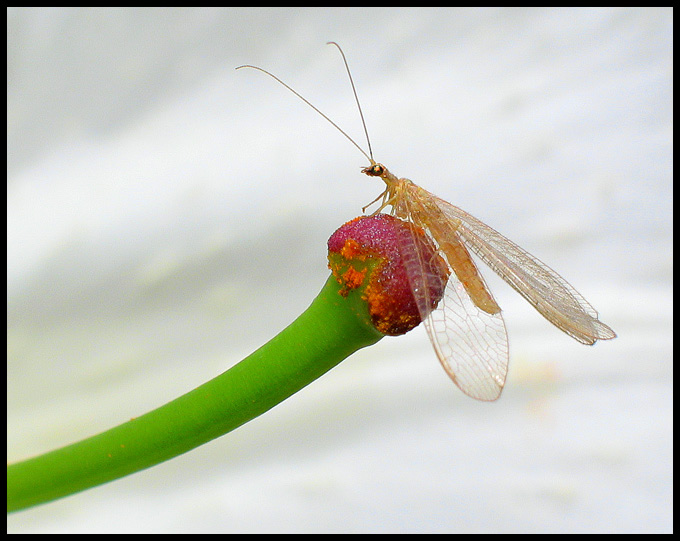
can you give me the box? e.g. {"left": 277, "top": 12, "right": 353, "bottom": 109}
{"left": 7, "top": 275, "right": 383, "bottom": 513}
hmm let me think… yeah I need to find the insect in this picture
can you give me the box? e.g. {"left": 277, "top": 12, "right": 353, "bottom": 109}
{"left": 237, "top": 43, "right": 616, "bottom": 401}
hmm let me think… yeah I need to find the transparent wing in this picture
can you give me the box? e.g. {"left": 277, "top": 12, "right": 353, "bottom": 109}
{"left": 396, "top": 192, "right": 509, "bottom": 401}
{"left": 425, "top": 190, "right": 616, "bottom": 345}
{"left": 423, "top": 266, "right": 509, "bottom": 401}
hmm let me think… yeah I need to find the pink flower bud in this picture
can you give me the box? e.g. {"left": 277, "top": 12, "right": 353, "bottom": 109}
{"left": 328, "top": 214, "right": 449, "bottom": 336}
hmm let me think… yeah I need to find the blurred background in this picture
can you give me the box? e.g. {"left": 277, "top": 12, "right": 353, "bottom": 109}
{"left": 7, "top": 7, "right": 672, "bottom": 533}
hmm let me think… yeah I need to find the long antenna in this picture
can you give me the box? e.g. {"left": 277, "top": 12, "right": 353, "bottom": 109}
{"left": 235, "top": 43, "right": 375, "bottom": 164}
{"left": 326, "top": 41, "right": 374, "bottom": 162}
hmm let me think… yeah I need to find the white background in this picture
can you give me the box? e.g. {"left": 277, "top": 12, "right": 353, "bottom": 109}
{"left": 7, "top": 7, "right": 672, "bottom": 533}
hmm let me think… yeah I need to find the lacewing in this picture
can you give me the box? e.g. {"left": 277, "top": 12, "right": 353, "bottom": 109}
{"left": 237, "top": 43, "right": 616, "bottom": 401}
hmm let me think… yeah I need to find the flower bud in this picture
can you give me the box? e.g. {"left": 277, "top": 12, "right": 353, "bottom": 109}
{"left": 328, "top": 214, "right": 449, "bottom": 335}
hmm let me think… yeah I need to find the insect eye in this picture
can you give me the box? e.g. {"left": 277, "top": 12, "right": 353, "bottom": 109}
{"left": 372, "top": 165, "right": 383, "bottom": 175}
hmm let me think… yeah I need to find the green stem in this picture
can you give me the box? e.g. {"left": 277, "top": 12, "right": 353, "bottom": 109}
{"left": 7, "top": 275, "right": 383, "bottom": 513}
